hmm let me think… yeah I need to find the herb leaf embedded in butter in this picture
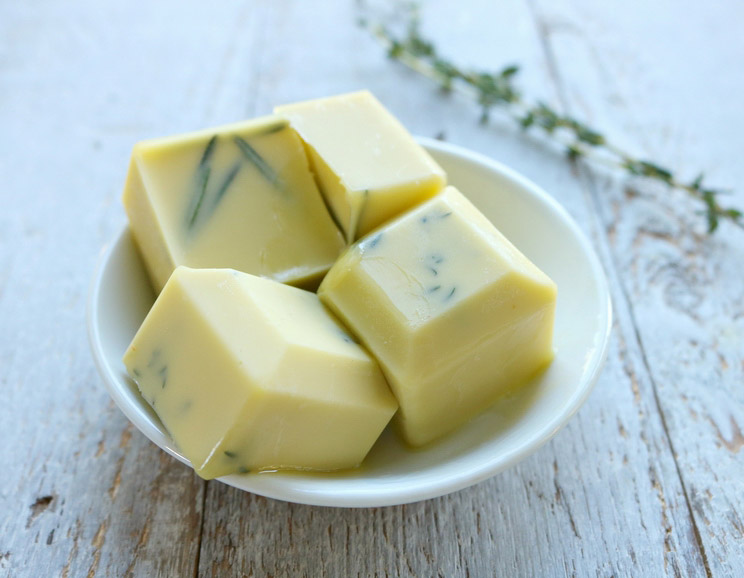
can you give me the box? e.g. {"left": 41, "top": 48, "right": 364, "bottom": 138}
{"left": 186, "top": 136, "right": 218, "bottom": 229}
{"left": 209, "top": 162, "right": 242, "bottom": 211}
{"left": 364, "top": 232, "right": 383, "bottom": 250}
{"left": 233, "top": 136, "right": 285, "bottom": 192}
{"left": 260, "top": 119, "right": 289, "bottom": 135}
{"left": 159, "top": 365, "right": 168, "bottom": 389}
{"left": 187, "top": 132, "right": 283, "bottom": 234}
{"left": 420, "top": 210, "right": 452, "bottom": 224}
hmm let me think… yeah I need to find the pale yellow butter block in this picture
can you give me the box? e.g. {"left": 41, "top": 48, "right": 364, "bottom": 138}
{"left": 275, "top": 91, "right": 447, "bottom": 242}
{"left": 122, "top": 116, "right": 345, "bottom": 293}
{"left": 123, "top": 267, "right": 398, "bottom": 479}
{"left": 318, "top": 186, "right": 557, "bottom": 446}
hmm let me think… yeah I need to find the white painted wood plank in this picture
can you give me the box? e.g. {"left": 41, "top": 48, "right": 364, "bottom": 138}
{"left": 0, "top": 0, "right": 262, "bottom": 575}
{"left": 528, "top": 0, "right": 744, "bottom": 574}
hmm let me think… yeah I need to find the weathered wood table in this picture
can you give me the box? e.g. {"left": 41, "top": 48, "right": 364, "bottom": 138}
{"left": 2, "top": 1, "right": 742, "bottom": 576}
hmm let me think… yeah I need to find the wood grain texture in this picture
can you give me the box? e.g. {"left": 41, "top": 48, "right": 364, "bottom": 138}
{"left": 0, "top": 1, "right": 245, "bottom": 576}
{"left": 0, "top": 0, "right": 741, "bottom": 576}
{"left": 527, "top": 0, "right": 744, "bottom": 574}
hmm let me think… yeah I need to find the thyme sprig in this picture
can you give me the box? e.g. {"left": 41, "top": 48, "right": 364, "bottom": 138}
{"left": 358, "top": 5, "right": 742, "bottom": 233}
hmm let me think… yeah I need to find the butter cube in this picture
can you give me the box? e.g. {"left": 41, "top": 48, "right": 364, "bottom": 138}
{"left": 275, "top": 91, "right": 446, "bottom": 241}
{"left": 123, "top": 116, "right": 344, "bottom": 293}
{"left": 123, "top": 267, "right": 398, "bottom": 479}
{"left": 318, "top": 186, "right": 557, "bottom": 446}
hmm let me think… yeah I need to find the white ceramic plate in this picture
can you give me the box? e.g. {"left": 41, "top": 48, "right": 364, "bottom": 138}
{"left": 87, "top": 138, "right": 612, "bottom": 507}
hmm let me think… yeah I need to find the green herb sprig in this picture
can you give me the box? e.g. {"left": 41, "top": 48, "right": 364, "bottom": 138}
{"left": 358, "top": 4, "right": 742, "bottom": 233}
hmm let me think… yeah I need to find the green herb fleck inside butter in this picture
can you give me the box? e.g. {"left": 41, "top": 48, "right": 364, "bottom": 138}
{"left": 123, "top": 267, "right": 398, "bottom": 479}
{"left": 319, "top": 186, "right": 557, "bottom": 446}
{"left": 122, "top": 116, "right": 344, "bottom": 294}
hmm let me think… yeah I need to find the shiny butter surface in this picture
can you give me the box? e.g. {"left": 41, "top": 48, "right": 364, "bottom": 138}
{"left": 123, "top": 267, "right": 398, "bottom": 479}
{"left": 319, "top": 186, "right": 557, "bottom": 446}
{"left": 122, "top": 116, "right": 344, "bottom": 293}
{"left": 275, "top": 91, "right": 446, "bottom": 241}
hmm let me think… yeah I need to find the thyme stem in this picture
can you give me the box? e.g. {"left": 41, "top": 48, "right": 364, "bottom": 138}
{"left": 359, "top": 4, "right": 742, "bottom": 234}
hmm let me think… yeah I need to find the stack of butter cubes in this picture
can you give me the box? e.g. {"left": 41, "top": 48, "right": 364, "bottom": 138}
{"left": 122, "top": 91, "right": 557, "bottom": 479}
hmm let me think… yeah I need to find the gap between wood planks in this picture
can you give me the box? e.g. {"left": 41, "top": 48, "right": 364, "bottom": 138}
{"left": 522, "top": 0, "right": 712, "bottom": 574}
{"left": 192, "top": 481, "right": 209, "bottom": 578}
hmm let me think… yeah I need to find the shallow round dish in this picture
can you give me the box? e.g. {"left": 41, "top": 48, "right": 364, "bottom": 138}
{"left": 87, "top": 138, "right": 612, "bottom": 507}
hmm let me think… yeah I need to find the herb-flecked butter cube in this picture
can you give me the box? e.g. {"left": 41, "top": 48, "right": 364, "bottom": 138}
{"left": 275, "top": 91, "right": 446, "bottom": 242}
{"left": 318, "top": 186, "right": 557, "bottom": 446}
{"left": 122, "top": 116, "right": 344, "bottom": 293}
{"left": 123, "top": 267, "right": 398, "bottom": 479}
